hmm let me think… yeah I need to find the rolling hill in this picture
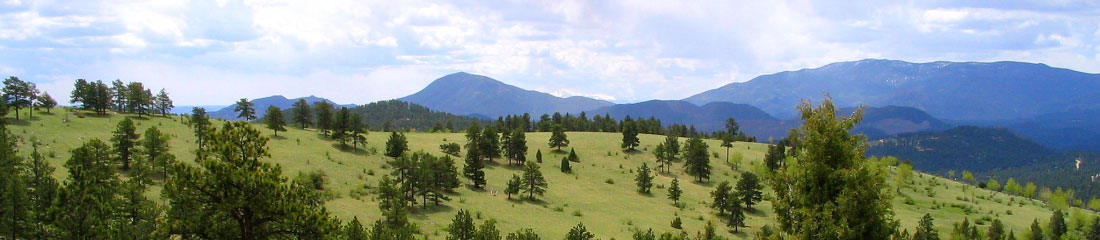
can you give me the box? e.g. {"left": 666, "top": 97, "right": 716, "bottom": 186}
{"left": 867, "top": 126, "right": 1053, "bottom": 173}
{"left": 5, "top": 108, "right": 1072, "bottom": 239}
{"left": 400, "top": 72, "right": 615, "bottom": 117}
{"left": 684, "top": 59, "right": 1100, "bottom": 121}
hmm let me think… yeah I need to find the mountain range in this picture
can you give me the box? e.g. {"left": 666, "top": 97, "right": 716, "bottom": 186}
{"left": 209, "top": 95, "right": 352, "bottom": 120}
{"left": 684, "top": 59, "right": 1100, "bottom": 121}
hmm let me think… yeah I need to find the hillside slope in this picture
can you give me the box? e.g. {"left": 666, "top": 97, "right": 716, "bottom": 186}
{"left": 400, "top": 72, "right": 614, "bottom": 117}
{"left": 7, "top": 108, "right": 1067, "bottom": 239}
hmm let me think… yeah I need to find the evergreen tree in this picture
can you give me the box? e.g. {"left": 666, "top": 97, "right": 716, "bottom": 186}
{"left": 913, "top": 214, "right": 939, "bottom": 240}
{"left": 333, "top": 107, "right": 353, "bottom": 146}
{"left": 464, "top": 122, "right": 486, "bottom": 188}
{"left": 385, "top": 131, "right": 409, "bottom": 158}
{"left": 560, "top": 157, "right": 571, "bottom": 173}
{"left": 505, "top": 174, "right": 522, "bottom": 200}
{"left": 264, "top": 105, "right": 287, "bottom": 136}
{"left": 736, "top": 172, "right": 763, "bottom": 210}
{"left": 0, "top": 125, "right": 29, "bottom": 239}
{"left": 764, "top": 144, "right": 786, "bottom": 172}
{"left": 549, "top": 124, "right": 569, "bottom": 151}
{"left": 111, "top": 117, "right": 140, "bottom": 171}
{"left": 475, "top": 219, "right": 501, "bottom": 240}
{"left": 448, "top": 210, "right": 476, "bottom": 240}
{"left": 506, "top": 229, "right": 540, "bottom": 240}
{"left": 726, "top": 118, "right": 740, "bottom": 136}
{"left": 163, "top": 122, "right": 340, "bottom": 239}
{"left": 25, "top": 146, "right": 58, "bottom": 238}
{"left": 654, "top": 143, "right": 670, "bottom": 173}
{"left": 315, "top": 101, "right": 334, "bottom": 136}
{"left": 663, "top": 132, "right": 680, "bottom": 159}
{"left": 568, "top": 148, "right": 579, "bottom": 162}
{"left": 1026, "top": 219, "right": 1042, "bottom": 240}
{"left": 505, "top": 127, "right": 527, "bottom": 165}
{"left": 35, "top": 91, "right": 57, "bottom": 114}
{"left": 234, "top": 98, "right": 256, "bottom": 121}
{"left": 621, "top": 117, "right": 640, "bottom": 150}
{"left": 635, "top": 163, "right": 653, "bottom": 194}
{"left": 375, "top": 176, "right": 416, "bottom": 238}
{"left": 721, "top": 135, "right": 733, "bottom": 164}
{"left": 565, "top": 223, "right": 595, "bottom": 240}
{"left": 350, "top": 113, "right": 367, "bottom": 149}
{"left": 344, "top": 217, "right": 368, "bottom": 240}
{"left": 69, "top": 79, "right": 89, "bottom": 109}
{"left": 189, "top": 107, "right": 213, "bottom": 156}
{"left": 727, "top": 194, "right": 746, "bottom": 233}
{"left": 988, "top": 219, "right": 1005, "bottom": 240}
{"left": 111, "top": 80, "right": 127, "bottom": 112}
{"left": 1050, "top": 210, "right": 1067, "bottom": 239}
{"left": 522, "top": 161, "right": 547, "bottom": 200}
{"left": 682, "top": 137, "right": 711, "bottom": 182}
{"left": 536, "top": 149, "right": 543, "bottom": 163}
{"left": 481, "top": 125, "right": 501, "bottom": 162}
{"left": 291, "top": 99, "right": 313, "bottom": 128}
{"left": 2, "top": 76, "right": 34, "bottom": 120}
{"left": 141, "top": 126, "right": 173, "bottom": 178}
{"left": 51, "top": 139, "right": 121, "bottom": 239}
{"left": 710, "top": 181, "right": 732, "bottom": 215}
{"left": 668, "top": 178, "right": 682, "bottom": 204}
{"left": 446, "top": 120, "right": 455, "bottom": 133}
{"left": 768, "top": 97, "right": 898, "bottom": 239}
{"left": 126, "top": 82, "right": 153, "bottom": 117}
{"left": 154, "top": 88, "right": 173, "bottom": 116}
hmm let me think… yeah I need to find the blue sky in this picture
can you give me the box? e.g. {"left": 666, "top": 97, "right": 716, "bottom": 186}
{"left": 1, "top": 0, "right": 1098, "bottom": 105}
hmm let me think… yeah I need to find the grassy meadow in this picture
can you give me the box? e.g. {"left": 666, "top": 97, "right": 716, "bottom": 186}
{"left": 5, "top": 107, "right": 1078, "bottom": 239}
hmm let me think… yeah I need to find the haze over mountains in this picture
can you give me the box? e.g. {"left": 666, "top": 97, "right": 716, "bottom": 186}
{"left": 685, "top": 59, "right": 1100, "bottom": 121}
{"left": 227, "top": 59, "right": 1098, "bottom": 151}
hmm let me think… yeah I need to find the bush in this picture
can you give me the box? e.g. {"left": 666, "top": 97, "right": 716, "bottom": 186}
{"left": 439, "top": 142, "right": 461, "bottom": 156}
{"left": 295, "top": 170, "right": 327, "bottom": 191}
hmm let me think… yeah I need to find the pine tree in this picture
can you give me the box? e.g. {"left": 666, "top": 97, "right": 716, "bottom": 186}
{"left": 314, "top": 101, "right": 334, "bottom": 136}
{"left": 536, "top": 149, "right": 543, "bottom": 163}
{"left": 463, "top": 122, "right": 486, "bottom": 188}
{"left": 1050, "top": 210, "right": 1067, "bottom": 239}
{"left": 721, "top": 134, "right": 733, "bottom": 164}
{"left": 621, "top": 117, "right": 639, "bottom": 150}
{"left": 549, "top": 124, "right": 569, "bottom": 151}
{"left": 913, "top": 214, "right": 939, "bottom": 240}
{"left": 1026, "top": 219, "right": 1042, "bottom": 240}
{"left": 727, "top": 194, "right": 746, "bottom": 233}
{"left": 668, "top": 178, "right": 682, "bottom": 204}
{"left": 736, "top": 172, "right": 763, "bottom": 210}
{"left": 522, "top": 161, "right": 547, "bottom": 200}
{"left": 141, "top": 126, "right": 173, "bottom": 178}
{"left": 350, "top": 113, "right": 367, "bottom": 149}
{"left": 560, "top": 157, "right": 571, "bottom": 173}
{"left": 568, "top": 148, "right": 579, "bottom": 162}
{"left": 505, "top": 174, "right": 522, "bottom": 200}
{"left": 344, "top": 217, "right": 368, "bottom": 240}
{"left": 710, "top": 181, "right": 732, "bottom": 215}
{"left": 2, "top": 76, "right": 34, "bottom": 120}
{"left": 480, "top": 126, "right": 500, "bottom": 162}
{"left": 506, "top": 228, "right": 540, "bottom": 240}
{"left": 682, "top": 137, "right": 711, "bottom": 182}
{"left": 333, "top": 107, "right": 352, "bottom": 146}
{"left": 654, "top": 143, "right": 670, "bottom": 173}
{"left": 154, "top": 88, "right": 173, "bottom": 116}
{"left": 234, "top": 98, "right": 256, "bottom": 121}
{"left": 25, "top": 146, "right": 57, "bottom": 238}
{"left": 111, "top": 80, "right": 127, "bottom": 112}
{"left": 505, "top": 127, "right": 527, "bottom": 165}
{"left": 988, "top": 218, "right": 1005, "bottom": 240}
{"left": 264, "top": 105, "right": 287, "bottom": 136}
{"left": 448, "top": 210, "right": 477, "bottom": 240}
{"left": 565, "top": 223, "right": 595, "bottom": 240}
{"left": 126, "top": 82, "right": 153, "bottom": 117}
{"left": 111, "top": 117, "right": 140, "bottom": 171}
{"left": 291, "top": 99, "right": 313, "bottom": 128}
{"left": 189, "top": 107, "right": 213, "bottom": 156}
{"left": 635, "top": 163, "right": 653, "bottom": 194}
{"left": 769, "top": 97, "right": 898, "bottom": 239}
{"left": 51, "top": 139, "right": 121, "bottom": 239}
{"left": 385, "top": 132, "right": 409, "bottom": 158}
{"left": 1086, "top": 217, "right": 1100, "bottom": 240}
{"left": 35, "top": 91, "right": 57, "bottom": 114}
{"left": 475, "top": 219, "right": 501, "bottom": 240}
{"left": 163, "top": 122, "right": 340, "bottom": 239}
{"left": 0, "top": 125, "right": 29, "bottom": 239}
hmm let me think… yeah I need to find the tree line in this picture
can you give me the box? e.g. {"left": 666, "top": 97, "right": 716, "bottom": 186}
{"left": 70, "top": 79, "right": 174, "bottom": 117}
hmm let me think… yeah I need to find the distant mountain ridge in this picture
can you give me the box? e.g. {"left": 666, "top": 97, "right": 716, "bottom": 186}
{"left": 684, "top": 59, "right": 1100, "bottom": 121}
{"left": 210, "top": 95, "right": 351, "bottom": 120}
{"left": 867, "top": 126, "right": 1053, "bottom": 173}
{"left": 400, "top": 72, "right": 614, "bottom": 117}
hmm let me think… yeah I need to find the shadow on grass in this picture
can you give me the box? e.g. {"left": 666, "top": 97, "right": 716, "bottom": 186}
{"left": 694, "top": 180, "right": 715, "bottom": 187}
{"left": 745, "top": 207, "right": 767, "bottom": 217}
{"left": 550, "top": 149, "right": 568, "bottom": 154}
{"left": 410, "top": 204, "right": 455, "bottom": 217}
{"left": 330, "top": 143, "right": 368, "bottom": 156}
{"left": 3, "top": 118, "right": 33, "bottom": 126}
{"left": 622, "top": 149, "right": 644, "bottom": 155}
{"left": 270, "top": 135, "right": 288, "bottom": 140}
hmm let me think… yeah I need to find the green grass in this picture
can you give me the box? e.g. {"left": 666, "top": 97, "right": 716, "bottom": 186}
{"left": 6, "top": 108, "right": 1077, "bottom": 239}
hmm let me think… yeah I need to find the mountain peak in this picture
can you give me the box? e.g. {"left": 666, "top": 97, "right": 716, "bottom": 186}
{"left": 400, "top": 73, "right": 613, "bottom": 117}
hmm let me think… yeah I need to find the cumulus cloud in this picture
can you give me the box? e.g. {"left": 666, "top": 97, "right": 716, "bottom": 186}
{"left": 1, "top": 0, "right": 1098, "bottom": 105}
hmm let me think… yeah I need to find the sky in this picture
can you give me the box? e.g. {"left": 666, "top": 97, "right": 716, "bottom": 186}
{"left": 1, "top": 0, "right": 1098, "bottom": 105}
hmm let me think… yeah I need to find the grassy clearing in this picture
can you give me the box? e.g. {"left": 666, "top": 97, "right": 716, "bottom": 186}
{"left": 6, "top": 108, "right": 1072, "bottom": 239}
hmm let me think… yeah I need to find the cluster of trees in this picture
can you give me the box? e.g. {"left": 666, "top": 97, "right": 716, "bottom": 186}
{"left": 246, "top": 99, "right": 368, "bottom": 147}
{"left": 389, "top": 150, "right": 462, "bottom": 207}
{"left": 708, "top": 172, "right": 763, "bottom": 233}
{"left": 70, "top": 79, "right": 173, "bottom": 117}
{"left": 350, "top": 100, "right": 482, "bottom": 132}
{"left": 2, "top": 76, "right": 58, "bottom": 120}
